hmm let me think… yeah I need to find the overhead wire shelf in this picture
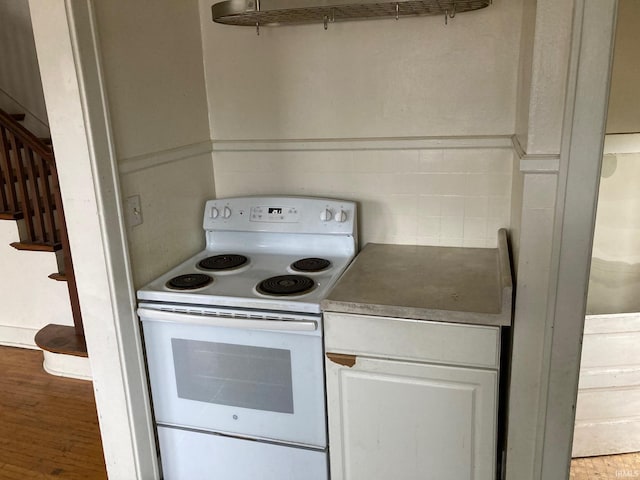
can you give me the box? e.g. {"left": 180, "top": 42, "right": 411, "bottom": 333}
{"left": 212, "top": 0, "right": 491, "bottom": 28}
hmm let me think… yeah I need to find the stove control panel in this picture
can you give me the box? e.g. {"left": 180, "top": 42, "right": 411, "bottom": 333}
{"left": 203, "top": 196, "right": 357, "bottom": 236}
{"left": 321, "top": 208, "right": 348, "bottom": 223}
{"left": 250, "top": 205, "right": 301, "bottom": 223}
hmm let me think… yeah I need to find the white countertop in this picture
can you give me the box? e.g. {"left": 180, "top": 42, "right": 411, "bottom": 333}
{"left": 321, "top": 229, "right": 513, "bottom": 327}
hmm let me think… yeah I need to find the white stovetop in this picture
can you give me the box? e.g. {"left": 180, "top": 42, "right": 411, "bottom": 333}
{"left": 138, "top": 196, "right": 358, "bottom": 314}
{"left": 137, "top": 247, "right": 354, "bottom": 314}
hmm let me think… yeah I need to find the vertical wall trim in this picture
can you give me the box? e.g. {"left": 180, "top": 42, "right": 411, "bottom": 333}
{"left": 539, "top": 1, "right": 618, "bottom": 479}
{"left": 37, "top": 1, "right": 160, "bottom": 478}
{"left": 66, "top": 1, "right": 159, "bottom": 477}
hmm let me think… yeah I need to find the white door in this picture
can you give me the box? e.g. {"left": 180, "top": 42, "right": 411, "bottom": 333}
{"left": 326, "top": 355, "right": 498, "bottom": 480}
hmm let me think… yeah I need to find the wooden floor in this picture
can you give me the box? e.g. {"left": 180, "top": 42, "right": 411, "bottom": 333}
{"left": 6, "top": 344, "right": 640, "bottom": 480}
{"left": 571, "top": 452, "right": 640, "bottom": 479}
{"left": 0, "top": 346, "right": 107, "bottom": 479}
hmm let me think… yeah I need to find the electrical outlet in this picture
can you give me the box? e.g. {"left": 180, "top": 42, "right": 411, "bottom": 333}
{"left": 125, "top": 195, "right": 143, "bottom": 227}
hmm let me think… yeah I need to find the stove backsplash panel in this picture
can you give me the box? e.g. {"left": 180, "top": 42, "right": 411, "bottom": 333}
{"left": 212, "top": 144, "right": 513, "bottom": 249}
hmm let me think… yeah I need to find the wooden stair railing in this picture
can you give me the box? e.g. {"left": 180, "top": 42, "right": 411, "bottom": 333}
{"left": 0, "top": 109, "right": 86, "bottom": 356}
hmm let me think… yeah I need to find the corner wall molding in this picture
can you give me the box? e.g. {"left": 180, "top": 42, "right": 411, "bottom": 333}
{"left": 603, "top": 133, "right": 640, "bottom": 154}
{"left": 211, "top": 135, "right": 514, "bottom": 152}
{"left": 513, "top": 135, "right": 561, "bottom": 173}
{"left": 118, "top": 140, "right": 213, "bottom": 174}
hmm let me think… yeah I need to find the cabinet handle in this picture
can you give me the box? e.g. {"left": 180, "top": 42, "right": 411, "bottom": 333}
{"left": 326, "top": 352, "right": 357, "bottom": 367}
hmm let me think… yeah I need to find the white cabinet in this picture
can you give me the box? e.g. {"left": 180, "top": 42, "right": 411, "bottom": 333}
{"left": 325, "top": 312, "right": 501, "bottom": 480}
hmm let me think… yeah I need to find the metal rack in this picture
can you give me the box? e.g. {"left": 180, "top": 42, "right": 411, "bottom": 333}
{"left": 212, "top": 0, "right": 491, "bottom": 30}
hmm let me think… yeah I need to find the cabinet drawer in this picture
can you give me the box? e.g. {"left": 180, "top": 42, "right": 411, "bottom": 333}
{"left": 324, "top": 312, "right": 500, "bottom": 369}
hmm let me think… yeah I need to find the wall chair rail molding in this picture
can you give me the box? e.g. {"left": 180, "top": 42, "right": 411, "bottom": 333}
{"left": 118, "top": 140, "right": 214, "bottom": 175}
{"left": 512, "top": 135, "right": 561, "bottom": 174}
{"left": 211, "top": 135, "right": 514, "bottom": 152}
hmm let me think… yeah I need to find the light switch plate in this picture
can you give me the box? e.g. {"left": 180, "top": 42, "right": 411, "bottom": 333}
{"left": 125, "top": 195, "right": 143, "bottom": 227}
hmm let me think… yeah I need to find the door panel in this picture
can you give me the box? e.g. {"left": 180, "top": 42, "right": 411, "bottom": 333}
{"left": 158, "top": 426, "right": 328, "bottom": 480}
{"left": 326, "top": 356, "right": 497, "bottom": 480}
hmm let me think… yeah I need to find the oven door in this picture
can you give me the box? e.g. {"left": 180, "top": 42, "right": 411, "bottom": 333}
{"left": 138, "top": 306, "right": 326, "bottom": 448}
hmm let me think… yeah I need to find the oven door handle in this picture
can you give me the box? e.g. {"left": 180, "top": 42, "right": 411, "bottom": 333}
{"left": 137, "top": 308, "right": 318, "bottom": 332}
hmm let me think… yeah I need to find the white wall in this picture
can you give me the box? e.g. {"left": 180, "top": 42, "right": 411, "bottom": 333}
{"left": 120, "top": 154, "right": 215, "bottom": 285}
{"left": 214, "top": 144, "right": 513, "bottom": 247}
{"left": 92, "top": 0, "right": 215, "bottom": 286}
{"left": 586, "top": 136, "right": 640, "bottom": 315}
{"left": 584, "top": 0, "right": 640, "bottom": 317}
{"left": 514, "top": 0, "right": 573, "bottom": 155}
{"left": 0, "top": 0, "right": 70, "bottom": 347}
{"left": 514, "top": 0, "right": 535, "bottom": 152}
{"left": 592, "top": 151, "right": 640, "bottom": 265}
{"left": 200, "top": 0, "right": 522, "bottom": 140}
{"left": 203, "top": 0, "right": 522, "bottom": 248}
{"left": 606, "top": 0, "right": 640, "bottom": 134}
{"left": 589, "top": 0, "right": 640, "bottom": 309}
{"left": 0, "top": 0, "right": 49, "bottom": 137}
{"left": 0, "top": 221, "right": 73, "bottom": 348}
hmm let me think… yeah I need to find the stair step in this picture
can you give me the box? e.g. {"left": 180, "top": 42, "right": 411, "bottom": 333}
{"left": 48, "top": 272, "right": 67, "bottom": 282}
{"left": 0, "top": 211, "right": 24, "bottom": 220}
{"left": 10, "top": 241, "right": 62, "bottom": 252}
{"left": 35, "top": 324, "right": 88, "bottom": 357}
{"left": 9, "top": 113, "right": 25, "bottom": 122}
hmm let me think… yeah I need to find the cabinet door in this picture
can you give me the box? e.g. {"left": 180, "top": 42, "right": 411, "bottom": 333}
{"left": 326, "top": 355, "right": 497, "bottom": 480}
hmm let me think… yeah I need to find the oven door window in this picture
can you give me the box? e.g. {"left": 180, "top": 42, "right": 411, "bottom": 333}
{"left": 141, "top": 316, "right": 326, "bottom": 447}
{"left": 172, "top": 339, "right": 294, "bottom": 414}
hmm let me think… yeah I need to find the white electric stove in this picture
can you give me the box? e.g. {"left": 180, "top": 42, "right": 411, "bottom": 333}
{"left": 137, "top": 195, "right": 357, "bottom": 480}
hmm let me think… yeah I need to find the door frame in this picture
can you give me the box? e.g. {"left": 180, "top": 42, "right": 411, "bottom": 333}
{"left": 29, "top": 0, "right": 619, "bottom": 478}
{"left": 28, "top": 0, "right": 159, "bottom": 478}
{"left": 539, "top": 0, "right": 618, "bottom": 478}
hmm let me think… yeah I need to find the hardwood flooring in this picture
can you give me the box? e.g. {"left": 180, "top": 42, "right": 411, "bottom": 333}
{"left": 8, "top": 341, "right": 640, "bottom": 480}
{"left": 0, "top": 346, "right": 107, "bottom": 479}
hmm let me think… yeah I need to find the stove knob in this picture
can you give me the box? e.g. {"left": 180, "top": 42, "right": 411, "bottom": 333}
{"left": 211, "top": 207, "right": 220, "bottom": 219}
{"left": 223, "top": 207, "right": 232, "bottom": 219}
{"left": 334, "top": 209, "right": 347, "bottom": 223}
{"left": 320, "top": 208, "right": 333, "bottom": 222}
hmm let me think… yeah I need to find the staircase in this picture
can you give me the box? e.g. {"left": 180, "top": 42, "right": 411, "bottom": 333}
{"left": 0, "top": 108, "right": 87, "bottom": 361}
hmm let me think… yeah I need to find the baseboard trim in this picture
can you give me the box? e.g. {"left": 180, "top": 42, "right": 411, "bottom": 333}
{"left": 0, "top": 324, "right": 90, "bottom": 378}
{"left": 0, "top": 324, "right": 39, "bottom": 349}
{"left": 573, "top": 416, "right": 640, "bottom": 457}
{"left": 42, "top": 350, "right": 92, "bottom": 380}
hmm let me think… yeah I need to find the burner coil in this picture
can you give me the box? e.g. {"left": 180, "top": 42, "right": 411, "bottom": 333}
{"left": 291, "top": 257, "right": 331, "bottom": 272}
{"left": 167, "top": 274, "right": 213, "bottom": 290}
{"left": 257, "top": 275, "right": 315, "bottom": 296}
{"left": 198, "top": 254, "right": 248, "bottom": 271}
